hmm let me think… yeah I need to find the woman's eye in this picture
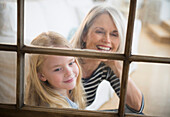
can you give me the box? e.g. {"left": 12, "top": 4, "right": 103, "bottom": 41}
{"left": 54, "top": 68, "right": 62, "bottom": 72}
{"left": 111, "top": 33, "right": 118, "bottom": 37}
{"left": 95, "top": 30, "right": 104, "bottom": 34}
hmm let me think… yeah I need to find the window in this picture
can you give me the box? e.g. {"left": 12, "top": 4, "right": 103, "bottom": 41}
{"left": 0, "top": 0, "right": 169, "bottom": 117}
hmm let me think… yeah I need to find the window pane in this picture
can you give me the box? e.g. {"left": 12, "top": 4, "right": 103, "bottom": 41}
{"left": 0, "top": 1, "right": 17, "bottom": 44}
{"left": 98, "top": 60, "right": 123, "bottom": 111}
{"left": 24, "top": 0, "right": 84, "bottom": 45}
{"left": 24, "top": 0, "right": 127, "bottom": 49}
{"left": 133, "top": 23, "right": 170, "bottom": 58}
{"left": 0, "top": 51, "right": 16, "bottom": 104}
{"left": 25, "top": 54, "right": 86, "bottom": 109}
{"left": 110, "top": 0, "right": 170, "bottom": 58}
{"left": 129, "top": 62, "right": 170, "bottom": 116}
{"left": 132, "top": 0, "right": 170, "bottom": 58}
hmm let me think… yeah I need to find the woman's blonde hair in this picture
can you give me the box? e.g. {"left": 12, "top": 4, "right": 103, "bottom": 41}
{"left": 25, "top": 31, "right": 86, "bottom": 109}
{"left": 70, "top": 4, "right": 126, "bottom": 53}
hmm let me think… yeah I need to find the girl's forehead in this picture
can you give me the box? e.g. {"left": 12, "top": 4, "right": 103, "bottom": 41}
{"left": 41, "top": 56, "right": 76, "bottom": 70}
{"left": 44, "top": 55, "right": 75, "bottom": 63}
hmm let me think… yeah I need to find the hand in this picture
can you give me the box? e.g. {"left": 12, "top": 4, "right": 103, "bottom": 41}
{"left": 104, "top": 60, "right": 122, "bottom": 78}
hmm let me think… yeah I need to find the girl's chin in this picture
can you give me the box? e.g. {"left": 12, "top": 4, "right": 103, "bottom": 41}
{"left": 68, "top": 86, "right": 76, "bottom": 90}
{"left": 67, "top": 83, "right": 76, "bottom": 90}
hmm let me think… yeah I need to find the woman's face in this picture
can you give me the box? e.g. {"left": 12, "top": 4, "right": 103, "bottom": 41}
{"left": 39, "top": 55, "right": 79, "bottom": 93}
{"left": 84, "top": 13, "right": 120, "bottom": 53}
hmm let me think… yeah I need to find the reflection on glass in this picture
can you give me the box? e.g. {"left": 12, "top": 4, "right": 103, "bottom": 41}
{"left": 0, "top": 51, "right": 16, "bottom": 104}
{"left": 0, "top": 1, "right": 17, "bottom": 44}
{"left": 129, "top": 62, "right": 170, "bottom": 116}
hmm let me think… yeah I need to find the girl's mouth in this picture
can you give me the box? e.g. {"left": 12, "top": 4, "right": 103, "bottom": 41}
{"left": 64, "top": 78, "right": 74, "bottom": 83}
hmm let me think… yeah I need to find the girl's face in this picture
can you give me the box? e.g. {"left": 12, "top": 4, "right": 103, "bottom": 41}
{"left": 84, "top": 13, "right": 120, "bottom": 53}
{"left": 39, "top": 55, "right": 79, "bottom": 93}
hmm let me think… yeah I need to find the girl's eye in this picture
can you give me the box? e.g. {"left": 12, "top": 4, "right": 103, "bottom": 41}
{"left": 54, "top": 68, "right": 62, "bottom": 72}
{"left": 69, "top": 60, "right": 75, "bottom": 66}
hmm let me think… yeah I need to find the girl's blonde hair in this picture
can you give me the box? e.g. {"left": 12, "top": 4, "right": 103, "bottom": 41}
{"left": 25, "top": 31, "right": 86, "bottom": 109}
{"left": 70, "top": 4, "right": 126, "bottom": 53}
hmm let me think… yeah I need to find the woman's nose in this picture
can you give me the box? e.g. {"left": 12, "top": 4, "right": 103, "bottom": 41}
{"left": 103, "top": 33, "right": 111, "bottom": 43}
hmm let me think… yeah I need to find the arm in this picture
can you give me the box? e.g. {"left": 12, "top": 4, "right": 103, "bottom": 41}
{"left": 104, "top": 60, "right": 144, "bottom": 112}
{"left": 126, "top": 78, "right": 143, "bottom": 112}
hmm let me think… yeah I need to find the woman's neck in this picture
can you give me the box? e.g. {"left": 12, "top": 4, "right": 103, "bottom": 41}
{"left": 80, "top": 58, "right": 101, "bottom": 78}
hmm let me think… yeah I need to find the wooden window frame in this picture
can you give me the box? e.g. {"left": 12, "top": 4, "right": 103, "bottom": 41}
{"left": 0, "top": 0, "right": 169, "bottom": 117}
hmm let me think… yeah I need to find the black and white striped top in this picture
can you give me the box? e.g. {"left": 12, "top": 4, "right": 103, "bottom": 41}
{"left": 82, "top": 62, "right": 120, "bottom": 106}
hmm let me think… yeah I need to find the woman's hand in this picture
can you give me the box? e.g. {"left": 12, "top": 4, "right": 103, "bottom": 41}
{"left": 104, "top": 60, "right": 122, "bottom": 78}
{"left": 105, "top": 60, "right": 143, "bottom": 111}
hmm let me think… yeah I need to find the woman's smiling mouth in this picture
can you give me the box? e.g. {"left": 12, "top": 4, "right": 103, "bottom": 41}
{"left": 96, "top": 45, "right": 111, "bottom": 51}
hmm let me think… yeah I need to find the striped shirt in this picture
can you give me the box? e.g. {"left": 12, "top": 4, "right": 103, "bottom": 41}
{"left": 82, "top": 62, "right": 120, "bottom": 106}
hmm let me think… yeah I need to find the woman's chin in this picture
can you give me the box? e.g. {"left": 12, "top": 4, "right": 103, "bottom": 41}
{"left": 100, "top": 59, "right": 107, "bottom": 62}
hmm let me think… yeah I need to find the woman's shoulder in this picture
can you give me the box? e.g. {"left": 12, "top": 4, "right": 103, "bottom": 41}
{"left": 93, "top": 62, "right": 112, "bottom": 75}
{"left": 99, "top": 62, "right": 117, "bottom": 77}
{"left": 99, "top": 62, "right": 112, "bottom": 71}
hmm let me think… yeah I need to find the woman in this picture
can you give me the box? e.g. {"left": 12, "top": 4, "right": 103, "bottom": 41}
{"left": 71, "top": 4, "right": 144, "bottom": 113}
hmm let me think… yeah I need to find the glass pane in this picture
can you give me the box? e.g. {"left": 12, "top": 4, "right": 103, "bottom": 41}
{"left": 24, "top": 0, "right": 127, "bottom": 53}
{"left": 25, "top": 54, "right": 87, "bottom": 109}
{"left": 24, "top": 53, "right": 123, "bottom": 111}
{"left": 98, "top": 60, "right": 122, "bottom": 111}
{"left": 24, "top": 0, "right": 85, "bottom": 45}
{"left": 0, "top": 0, "right": 17, "bottom": 44}
{"left": 132, "top": 0, "right": 170, "bottom": 57}
{"left": 129, "top": 62, "right": 170, "bottom": 116}
{"left": 111, "top": 0, "right": 170, "bottom": 58}
{"left": 0, "top": 51, "right": 16, "bottom": 104}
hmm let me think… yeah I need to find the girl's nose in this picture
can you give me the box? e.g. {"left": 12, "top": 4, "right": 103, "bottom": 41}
{"left": 64, "top": 67, "right": 72, "bottom": 78}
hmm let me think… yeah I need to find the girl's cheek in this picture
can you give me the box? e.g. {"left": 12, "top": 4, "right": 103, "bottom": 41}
{"left": 76, "top": 66, "right": 79, "bottom": 74}
{"left": 75, "top": 65, "right": 79, "bottom": 75}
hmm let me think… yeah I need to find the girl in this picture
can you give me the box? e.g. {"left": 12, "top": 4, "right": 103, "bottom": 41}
{"left": 25, "top": 31, "right": 86, "bottom": 109}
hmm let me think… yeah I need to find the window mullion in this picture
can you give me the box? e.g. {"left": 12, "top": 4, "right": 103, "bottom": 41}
{"left": 130, "top": 55, "right": 170, "bottom": 64}
{"left": 0, "top": 44, "right": 17, "bottom": 51}
{"left": 118, "top": 0, "right": 137, "bottom": 116}
{"left": 22, "top": 46, "right": 125, "bottom": 60}
{"left": 16, "top": 0, "right": 25, "bottom": 109}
